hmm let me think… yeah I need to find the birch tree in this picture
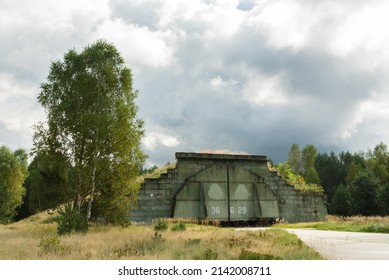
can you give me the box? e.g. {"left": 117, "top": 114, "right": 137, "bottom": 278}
{"left": 34, "top": 40, "right": 146, "bottom": 223}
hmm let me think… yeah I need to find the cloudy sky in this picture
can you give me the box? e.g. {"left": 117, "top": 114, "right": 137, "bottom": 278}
{"left": 1, "top": 0, "right": 389, "bottom": 166}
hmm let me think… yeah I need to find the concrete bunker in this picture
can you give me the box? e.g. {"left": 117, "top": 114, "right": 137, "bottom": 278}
{"left": 131, "top": 152, "right": 327, "bottom": 223}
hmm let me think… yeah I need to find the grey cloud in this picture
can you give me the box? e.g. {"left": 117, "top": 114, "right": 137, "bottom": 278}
{"left": 109, "top": 0, "right": 162, "bottom": 28}
{"left": 2, "top": 0, "right": 389, "bottom": 167}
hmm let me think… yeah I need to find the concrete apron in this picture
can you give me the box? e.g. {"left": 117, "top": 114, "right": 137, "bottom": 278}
{"left": 236, "top": 228, "right": 389, "bottom": 259}
{"left": 286, "top": 228, "right": 389, "bottom": 260}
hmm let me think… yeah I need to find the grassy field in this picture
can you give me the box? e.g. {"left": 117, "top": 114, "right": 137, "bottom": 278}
{"left": 273, "top": 215, "right": 389, "bottom": 233}
{"left": 0, "top": 212, "right": 322, "bottom": 260}
{"left": 4, "top": 211, "right": 388, "bottom": 260}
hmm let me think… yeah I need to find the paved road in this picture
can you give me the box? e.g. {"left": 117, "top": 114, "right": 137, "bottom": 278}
{"left": 286, "top": 229, "right": 389, "bottom": 260}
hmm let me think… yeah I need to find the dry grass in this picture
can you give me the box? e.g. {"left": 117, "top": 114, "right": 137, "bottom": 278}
{"left": 0, "top": 213, "right": 322, "bottom": 260}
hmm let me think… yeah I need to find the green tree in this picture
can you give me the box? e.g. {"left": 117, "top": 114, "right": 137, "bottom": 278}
{"left": 330, "top": 184, "right": 351, "bottom": 216}
{"left": 366, "top": 142, "right": 389, "bottom": 184}
{"left": 350, "top": 173, "right": 379, "bottom": 216}
{"left": 315, "top": 152, "right": 346, "bottom": 204}
{"left": 33, "top": 40, "right": 147, "bottom": 223}
{"left": 0, "top": 146, "right": 28, "bottom": 223}
{"left": 304, "top": 167, "right": 321, "bottom": 185}
{"left": 24, "top": 152, "right": 70, "bottom": 214}
{"left": 345, "top": 162, "right": 364, "bottom": 185}
{"left": 287, "top": 144, "right": 302, "bottom": 174}
{"left": 301, "top": 144, "right": 318, "bottom": 174}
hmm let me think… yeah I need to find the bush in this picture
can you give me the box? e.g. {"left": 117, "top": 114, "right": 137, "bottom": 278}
{"left": 56, "top": 203, "right": 88, "bottom": 235}
{"left": 38, "top": 234, "right": 65, "bottom": 254}
{"left": 153, "top": 219, "right": 168, "bottom": 231}
{"left": 171, "top": 222, "right": 186, "bottom": 232}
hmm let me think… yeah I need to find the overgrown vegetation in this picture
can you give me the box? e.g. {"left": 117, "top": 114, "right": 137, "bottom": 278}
{"left": 0, "top": 212, "right": 322, "bottom": 260}
{"left": 141, "top": 163, "right": 176, "bottom": 180}
{"left": 56, "top": 204, "right": 88, "bottom": 235}
{"left": 273, "top": 215, "right": 389, "bottom": 233}
{"left": 272, "top": 162, "right": 324, "bottom": 194}
{"left": 280, "top": 142, "right": 389, "bottom": 217}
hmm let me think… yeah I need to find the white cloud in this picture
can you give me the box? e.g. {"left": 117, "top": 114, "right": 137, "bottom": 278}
{"left": 0, "top": 74, "right": 45, "bottom": 148}
{"left": 209, "top": 75, "right": 238, "bottom": 88}
{"left": 342, "top": 91, "right": 389, "bottom": 141}
{"left": 330, "top": 3, "right": 389, "bottom": 58}
{"left": 93, "top": 18, "right": 175, "bottom": 69}
{"left": 250, "top": 0, "right": 389, "bottom": 72}
{"left": 143, "top": 132, "right": 180, "bottom": 151}
{"left": 242, "top": 71, "right": 288, "bottom": 106}
{"left": 253, "top": 0, "right": 316, "bottom": 51}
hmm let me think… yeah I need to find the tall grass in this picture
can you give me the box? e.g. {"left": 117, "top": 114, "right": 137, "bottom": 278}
{"left": 273, "top": 215, "right": 389, "bottom": 233}
{"left": 0, "top": 213, "right": 322, "bottom": 260}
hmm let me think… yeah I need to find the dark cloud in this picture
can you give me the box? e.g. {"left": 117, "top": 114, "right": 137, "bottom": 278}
{"left": 2, "top": 0, "right": 389, "bottom": 167}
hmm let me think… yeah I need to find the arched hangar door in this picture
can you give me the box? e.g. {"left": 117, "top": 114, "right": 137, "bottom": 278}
{"left": 173, "top": 164, "right": 279, "bottom": 222}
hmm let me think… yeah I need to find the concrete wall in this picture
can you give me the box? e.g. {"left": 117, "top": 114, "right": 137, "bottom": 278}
{"left": 131, "top": 152, "right": 327, "bottom": 223}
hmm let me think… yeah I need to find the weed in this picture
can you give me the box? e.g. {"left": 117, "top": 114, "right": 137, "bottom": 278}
{"left": 273, "top": 215, "right": 389, "bottom": 234}
{"left": 153, "top": 219, "right": 169, "bottom": 232}
{"left": 185, "top": 238, "right": 201, "bottom": 246}
{"left": 361, "top": 224, "right": 389, "bottom": 233}
{"left": 194, "top": 249, "right": 218, "bottom": 260}
{"left": 171, "top": 222, "right": 186, "bottom": 232}
{"left": 225, "top": 235, "right": 253, "bottom": 248}
{"left": 239, "top": 249, "right": 283, "bottom": 260}
{"left": 38, "top": 234, "right": 65, "bottom": 254}
{"left": 114, "top": 232, "right": 166, "bottom": 258}
{"left": 56, "top": 203, "right": 88, "bottom": 235}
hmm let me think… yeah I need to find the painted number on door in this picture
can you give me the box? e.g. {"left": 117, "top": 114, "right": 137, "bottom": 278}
{"left": 230, "top": 206, "right": 247, "bottom": 214}
{"left": 211, "top": 206, "right": 248, "bottom": 215}
{"left": 211, "top": 207, "right": 221, "bottom": 215}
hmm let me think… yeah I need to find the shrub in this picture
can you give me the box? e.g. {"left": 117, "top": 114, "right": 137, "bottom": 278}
{"left": 38, "top": 234, "right": 65, "bottom": 254}
{"left": 171, "top": 222, "right": 186, "bottom": 232}
{"left": 56, "top": 203, "right": 88, "bottom": 235}
{"left": 153, "top": 219, "right": 168, "bottom": 231}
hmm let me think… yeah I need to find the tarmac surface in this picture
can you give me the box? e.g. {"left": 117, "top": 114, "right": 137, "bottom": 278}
{"left": 285, "top": 228, "right": 389, "bottom": 260}
{"left": 237, "top": 228, "right": 389, "bottom": 259}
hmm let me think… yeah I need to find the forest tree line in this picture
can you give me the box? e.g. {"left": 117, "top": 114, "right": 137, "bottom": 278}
{"left": 285, "top": 142, "right": 389, "bottom": 216}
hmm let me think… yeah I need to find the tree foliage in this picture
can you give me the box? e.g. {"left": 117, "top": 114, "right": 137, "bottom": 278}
{"left": 24, "top": 152, "right": 70, "bottom": 214}
{"left": 330, "top": 184, "right": 351, "bottom": 216}
{"left": 312, "top": 142, "right": 389, "bottom": 216}
{"left": 33, "top": 40, "right": 146, "bottom": 224}
{"left": 56, "top": 203, "right": 88, "bottom": 235}
{"left": 349, "top": 173, "right": 379, "bottom": 216}
{"left": 0, "top": 146, "right": 28, "bottom": 223}
{"left": 315, "top": 152, "right": 345, "bottom": 202}
{"left": 287, "top": 144, "right": 301, "bottom": 174}
{"left": 274, "top": 162, "right": 324, "bottom": 194}
{"left": 301, "top": 144, "right": 318, "bottom": 175}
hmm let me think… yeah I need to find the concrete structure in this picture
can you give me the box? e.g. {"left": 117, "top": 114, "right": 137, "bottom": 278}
{"left": 131, "top": 152, "right": 327, "bottom": 223}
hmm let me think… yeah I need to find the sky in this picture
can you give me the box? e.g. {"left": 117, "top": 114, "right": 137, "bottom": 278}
{"left": 1, "top": 0, "right": 389, "bottom": 166}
